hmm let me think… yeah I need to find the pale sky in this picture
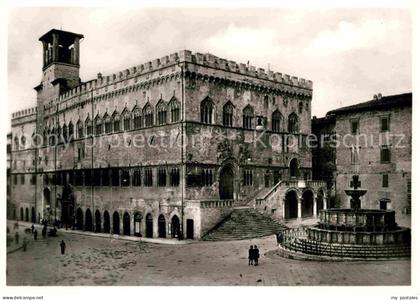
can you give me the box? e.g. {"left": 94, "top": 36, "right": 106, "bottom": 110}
{"left": 8, "top": 7, "right": 411, "bottom": 120}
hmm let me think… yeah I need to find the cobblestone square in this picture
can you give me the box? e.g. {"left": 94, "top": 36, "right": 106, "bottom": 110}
{"left": 6, "top": 223, "right": 410, "bottom": 286}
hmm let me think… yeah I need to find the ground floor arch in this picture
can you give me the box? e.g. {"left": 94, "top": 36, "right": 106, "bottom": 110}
{"left": 285, "top": 190, "right": 298, "bottom": 219}
{"left": 302, "top": 190, "right": 314, "bottom": 218}
{"left": 113, "top": 211, "right": 120, "bottom": 234}
{"left": 134, "top": 212, "right": 142, "bottom": 237}
{"left": 94, "top": 210, "right": 101, "bottom": 232}
{"left": 85, "top": 209, "right": 93, "bottom": 231}
{"left": 219, "top": 164, "right": 234, "bottom": 200}
{"left": 289, "top": 158, "right": 299, "bottom": 178}
{"left": 25, "top": 207, "right": 29, "bottom": 222}
{"left": 103, "top": 211, "right": 110, "bottom": 233}
{"left": 158, "top": 214, "right": 166, "bottom": 238}
{"left": 76, "top": 208, "right": 83, "bottom": 230}
{"left": 145, "top": 213, "right": 153, "bottom": 238}
{"left": 43, "top": 187, "right": 51, "bottom": 206}
{"left": 171, "top": 215, "right": 180, "bottom": 238}
{"left": 123, "top": 212, "right": 130, "bottom": 236}
{"left": 20, "top": 207, "right": 23, "bottom": 221}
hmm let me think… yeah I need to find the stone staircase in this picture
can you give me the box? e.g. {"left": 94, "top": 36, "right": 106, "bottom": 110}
{"left": 201, "top": 207, "right": 288, "bottom": 241}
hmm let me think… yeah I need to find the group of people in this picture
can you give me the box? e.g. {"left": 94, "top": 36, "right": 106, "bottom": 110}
{"left": 248, "top": 245, "right": 260, "bottom": 266}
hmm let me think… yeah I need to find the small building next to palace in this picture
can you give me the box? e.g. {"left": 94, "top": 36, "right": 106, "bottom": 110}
{"left": 9, "top": 29, "right": 327, "bottom": 239}
{"left": 312, "top": 93, "right": 412, "bottom": 221}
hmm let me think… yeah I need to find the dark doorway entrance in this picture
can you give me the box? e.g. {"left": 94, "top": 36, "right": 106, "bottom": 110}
{"left": 20, "top": 207, "right": 23, "bottom": 221}
{"left": 123, "top": 212, "right": 130, "bottom": 236}
{"left": 316, "top": 190, "right": 324, "bottom": 214}
{"left": 146, "top": 214, "right": 153, "bottom": 238}
{"left": 113, "top": 211, "right": 120, "bottom": 234}
{"left": 43, "top": 187, "right": 51, "bottom": 206}
{"left": 25, "top": 207, "right": 29, "bottom": 222}
{"left": 158, "top": 215, "right": 166, "bottom": 238}
{"left": 171, "top": 215, "right": 180, "bottom": 238}
{"left": 219, "top": 165, "right": 234, "bottom": 200}
{"left": 95, "top": 210, "right": 101, "bottom": 232}
{"left": 134, "top": 212, "right": 142, "bottom": 237}
{"left": 285, "top": 191, "right": 298, "bottom": 219}
{"left": 61, "top": 185, "right": 75, "bottom": 227}
{"left": 31, "top": 207, "right": 36, "bottom": 223}
{"left": 186, "top": 219, "right": 194, "bottom": 239}
{"left": 76, "top": 208, "right": 83, "bottom": 230}
{"left": 85, "top": 209, "right": 93, "bottom": 231}
{"left": 301, "top": 190, "right": 314, "bottom": 218}
{"left": 289, "top": 158, "right": 298, "bottom": 178}
{"left": 103, "top": 211, "right": 110, "bottom": 233}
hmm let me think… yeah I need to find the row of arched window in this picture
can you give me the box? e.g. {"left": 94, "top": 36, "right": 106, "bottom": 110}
{"left": 200, "top": 99, "right": 300, "bottom": 133}
{"left": 42, "top": 98, "right": 181, "bottom": 144}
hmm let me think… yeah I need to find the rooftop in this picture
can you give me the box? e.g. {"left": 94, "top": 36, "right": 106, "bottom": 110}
{"left": 327, "top": 92, "right": 412, "bottom": 116}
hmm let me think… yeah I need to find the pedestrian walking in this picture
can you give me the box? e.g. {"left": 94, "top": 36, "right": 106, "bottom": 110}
{"left": 15, "top": 231, "right": 19, "bottom": 244}
{"left": 276, "top": 232, "right": 284, "bottom": 245}
{"left": 254, "top": 245, "right": 260, "bottom": 266}
{"left": 33, "top": 229, "right": 38, "bottom": 240}
{"left": 31, "top": 224, "right": 35, "bottom": 234}
{"left": 60, "top": 240, "right": 66, "bottom": 255}
{"left": 22, "top": 238, "right": 28, "bottom": 252}
{"left": 248, "top": 245, "right": 254, "bottom": 266}
{"left": 42, "top": 226, "right": 47, "bottom": 238}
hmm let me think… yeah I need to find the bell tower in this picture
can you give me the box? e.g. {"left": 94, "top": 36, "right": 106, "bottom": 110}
{"left": 35, "top": 29, "right": 84, "bottom": 108}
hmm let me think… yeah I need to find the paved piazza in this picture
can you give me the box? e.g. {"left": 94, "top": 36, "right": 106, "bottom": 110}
{"left": 7, "top": 223, "right": 410, "bottom": 286}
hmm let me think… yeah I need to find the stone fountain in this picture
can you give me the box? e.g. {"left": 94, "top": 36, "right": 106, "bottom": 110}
{"left": 280, "top": 175, "right": 411, "bottom": 259}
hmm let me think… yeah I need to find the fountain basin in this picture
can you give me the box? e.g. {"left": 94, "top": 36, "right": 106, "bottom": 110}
{"left": 318, "top": 209, "right": 396, "bottom": 231}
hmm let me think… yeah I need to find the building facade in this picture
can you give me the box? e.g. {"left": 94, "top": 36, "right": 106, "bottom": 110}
{"left": 9, "top": 29, "right": 326, "bottom": 239}
{"left": 312, "top": 93, "right": 412, "bottom": 221}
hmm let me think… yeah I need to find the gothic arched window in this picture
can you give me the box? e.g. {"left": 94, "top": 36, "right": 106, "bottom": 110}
{"left": 77, "top": 119, "right": 84, "bottom": 138}
{"left": 143, "top": 103, "right": 154, "bottom": 127}
{"left": 200, "top": 98, "right": 213, "bottom": 124}
{"left": 68, "top": 122, "right": 74, "bottom": 140}
{"left": 272, "top": 110, "right": 282, "bottom": 132}
{"left": 122, "top": 108, "right": 131, "bottom": 131}
{"left": 95, "top": 114, "right": 103, "bottom": 135}
{"left": 103, "top": 113, "right": 112, "bottom": 134}
{"left": 169, "top": 97, "right": 180, "bottom": 123}
{"left": 62, "top": 124, "right": 68, "bottom": 142}
{"left": 156, "top": 100, "right": 167, "bottom": 125}
{"left": 242, "top": 105, "right": 254, "bottom": 129}
{"left": 133, "top": 106, "right": 142, "bottom": 129}
{"left": 298, "top": 102, "right": 303, "bottom": 114}
{"left": 112, "top": 111, "right": 121, "bottom": 132}
{"left": 223, "top": 101, "right": 234, "bottom": 127}
{"left": 288, "top": 112, "right": 299, "bottom": 133}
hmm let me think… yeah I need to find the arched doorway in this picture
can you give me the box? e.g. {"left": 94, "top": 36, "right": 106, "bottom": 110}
{"left": 95, "top": 210, "right": 101, "bottom": 233}
{"left": 289, "top": 158, "right": 298, "bottom": 178}
{"left": 76, "top": 208, "right": 83, "bottom": 230}
{"left": 25, "top": 207, "right": 29, "bottom": 222}
{"left": 134, "top": 212, "right": 142, "bottom": 237}
{"left": 316, "top": 189, "right": 324, "bottom": 214}
{"left": 302, "top": 190, "right": 314, "bottom": 218}
{"left": 85, "top": 209, "right": 93, "bottom": 231}
{"left": 20, "top": 207, "right": 24, "bottom": 221}
{"left": 219, "top": 165, "right": 234, "bottom": 200}
{"left": 285, "top": 190, "right": 298, "bottom": 219}
{"left": 123, "top": 212, "right": 130, "bottom": 236}
{"left": 145, "top": 213, "right": 153, "bottom": 238}
{"left": 31, "top": 207, "right": 36, "bottom": 223}
{"left": 158, "top": 215, "right": 166, "bottom": 238}
{"left": 113, "top": 211, "right": 120, "bottom": 234}
{"left": 171, "top": 215, "right": 180, "bottom": 238}
{"left": 103, "top": 211, "right": 110, "bottom": 233}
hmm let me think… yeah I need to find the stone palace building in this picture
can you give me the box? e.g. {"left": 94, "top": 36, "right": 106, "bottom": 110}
{"left": 9, "top": 29, "right": 327, "bottom": 239}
